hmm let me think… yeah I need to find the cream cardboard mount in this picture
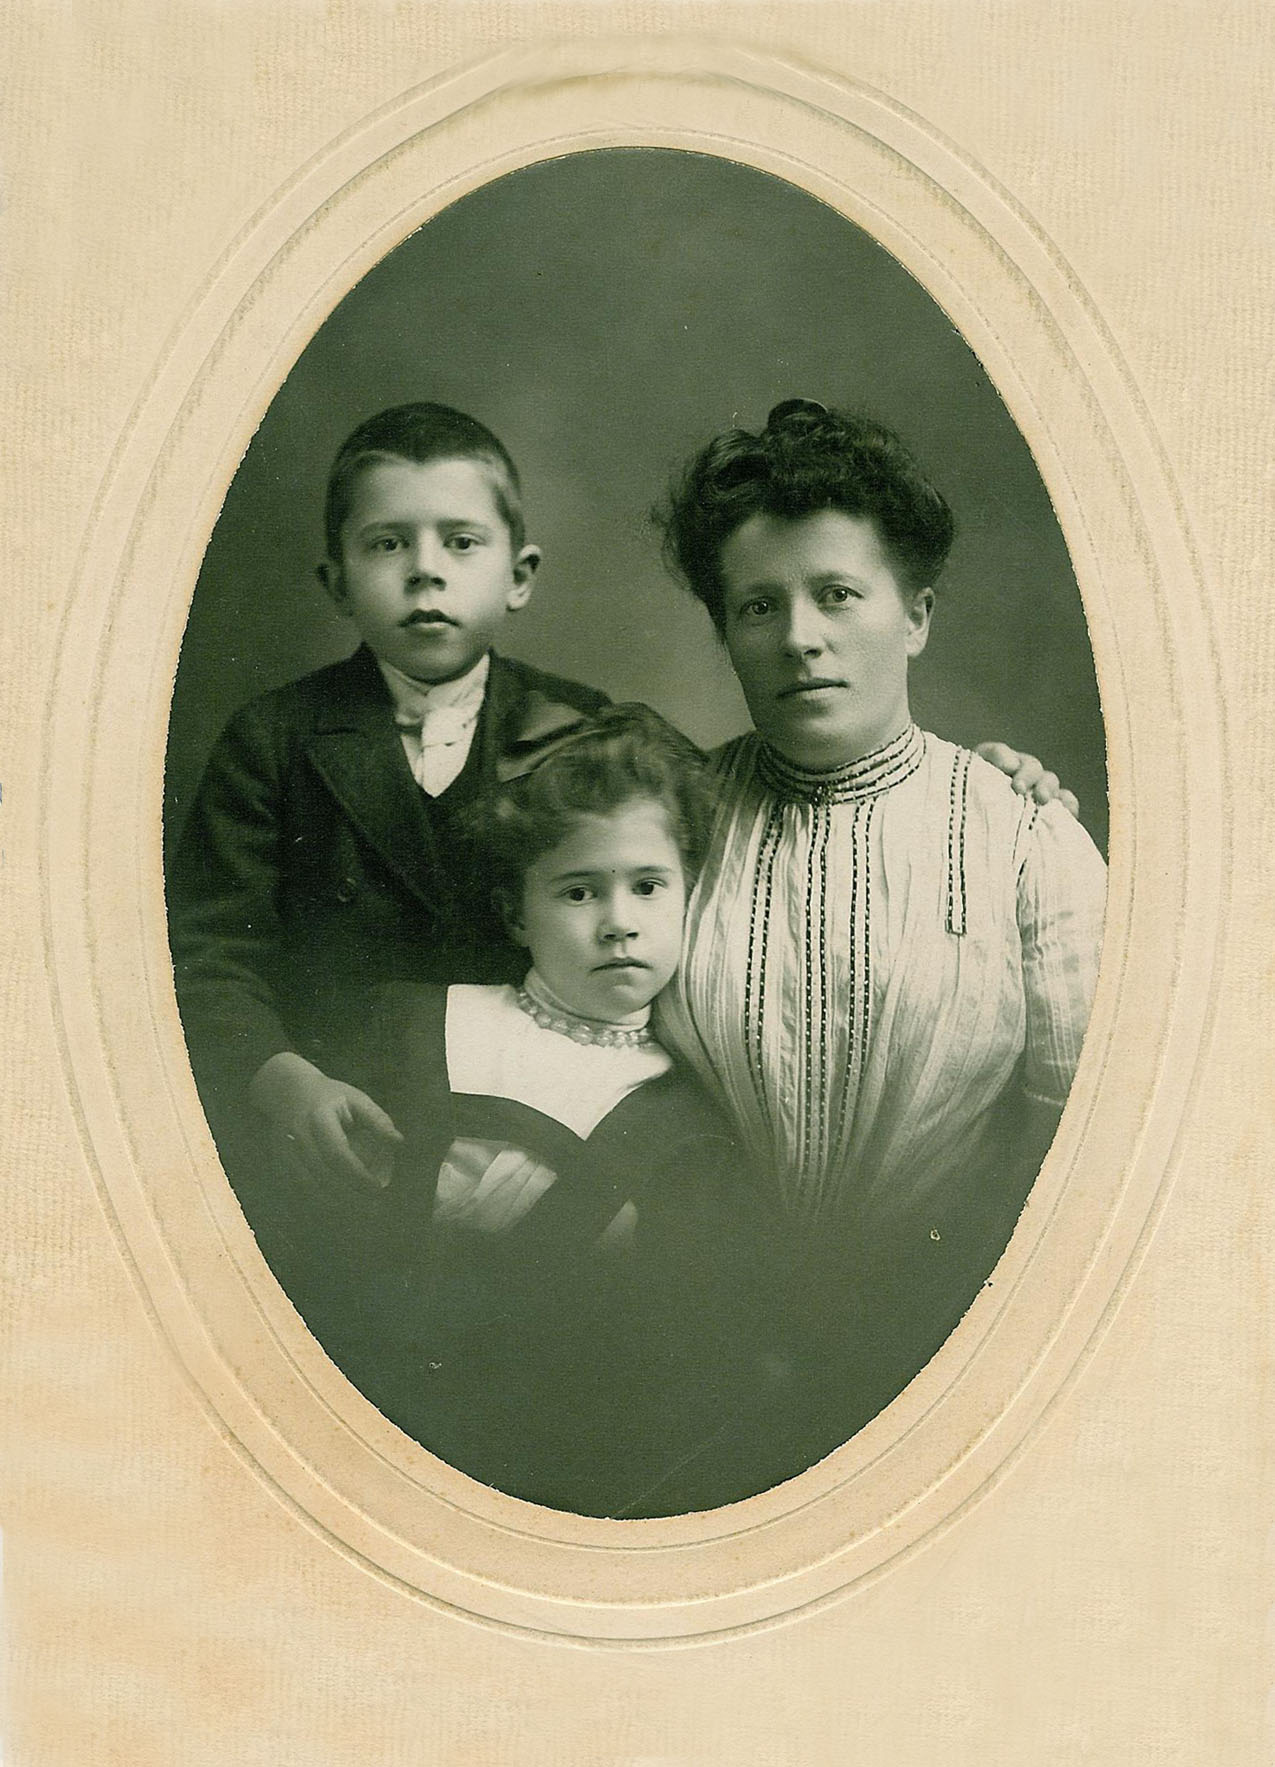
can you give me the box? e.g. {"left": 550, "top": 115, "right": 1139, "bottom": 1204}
{"left": 38, "top": 38, "right": 1226, "bottom": 1645}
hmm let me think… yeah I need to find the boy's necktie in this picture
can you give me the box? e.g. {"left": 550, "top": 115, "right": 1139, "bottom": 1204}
{"left": 395, "top": 701, "right": 483, "bottom": 796}
{"left": 384, "top": 656, "right": 489, "bottom": 796}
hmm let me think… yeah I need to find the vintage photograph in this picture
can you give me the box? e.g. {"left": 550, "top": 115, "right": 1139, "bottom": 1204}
{"left": 163, "top": 147, "right": 1108, "bottom": 1518}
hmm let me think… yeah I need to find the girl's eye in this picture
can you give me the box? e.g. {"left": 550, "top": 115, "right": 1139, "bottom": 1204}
{"left": 737, "top": 597, "right": 773, "bottom": 620}
{"left": 448, "top": 534, "right": 481, "bottom": 553}
{"left": 562, "top": 885, "right": 593, "bottom": 903}
{"left": 371, "top": 535, "right": 402, "bottom": 553}
{"left": 633, "top": 878, "right": 665, "bottom": 897}
{"left": 822, "top": 584, "right": 856, "bottom": 605}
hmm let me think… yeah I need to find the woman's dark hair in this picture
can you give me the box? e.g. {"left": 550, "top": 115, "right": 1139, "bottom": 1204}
{"left": 468, "top": 706, "right": 712, "bottom": 909}
{"left": 324, "top": 402, "right": 525, "bottom": 559}
{"left": 658, "top": 399, "right": 955, "bottom": 629}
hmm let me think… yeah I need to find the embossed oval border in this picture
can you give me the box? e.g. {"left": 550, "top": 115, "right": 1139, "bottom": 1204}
{"left": 40, "top": 38, "right": 1226, "bottom": 1643}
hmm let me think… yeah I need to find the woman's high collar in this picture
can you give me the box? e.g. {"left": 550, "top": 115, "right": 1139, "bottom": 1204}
{"left": 756, "top": 723, "right": 926, "bottom": 804}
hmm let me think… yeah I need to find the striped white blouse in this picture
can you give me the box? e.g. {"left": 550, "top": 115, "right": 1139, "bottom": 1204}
{"left": 658, "top": 725, "right": 1107, "bottom": 1228}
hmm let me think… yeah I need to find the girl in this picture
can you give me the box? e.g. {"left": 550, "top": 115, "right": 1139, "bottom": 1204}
{"left": 286, "top": 706, "right": 785, "bottom": 1517}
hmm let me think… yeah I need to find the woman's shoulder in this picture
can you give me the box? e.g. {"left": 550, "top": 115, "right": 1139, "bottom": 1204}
{"left": 918, "top": 730, "right": 1005, "bottom": 790}
{"left": 1013, "top": 796, "right": 1108, "bottom": 898}
{"left": 902, "top": 733, "right": 1102, "bottom": 905}
{"left": 918, "top": 730, "right": 1049, "bottom": 832}
{"left": 923, "top": 736, "right": 1107, "bottom": 890}
{"left": 705, "top": 730, "right": 763, "bottom": 785}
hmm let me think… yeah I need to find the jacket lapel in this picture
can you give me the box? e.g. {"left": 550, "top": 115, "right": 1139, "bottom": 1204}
{"left": 302, "top": 649, "right": 599, "bottom": 905}
{"left": 303, "top": 647, "right": 443, "bottom": 907}
{"left": 483, "top": 654, "right": 598, "bottom": 785}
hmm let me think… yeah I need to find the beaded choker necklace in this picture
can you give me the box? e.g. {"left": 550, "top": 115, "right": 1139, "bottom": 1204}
{"left": 514, "top": 971, "right": 655, "bottom": 1050}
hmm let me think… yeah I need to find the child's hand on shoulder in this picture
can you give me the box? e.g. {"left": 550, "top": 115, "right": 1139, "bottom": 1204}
{"left": 975, "top": 742, "right": 1081, "bottom": 818}
{"left": 249, "top": 1052, "right": 404, "bottom": 1192}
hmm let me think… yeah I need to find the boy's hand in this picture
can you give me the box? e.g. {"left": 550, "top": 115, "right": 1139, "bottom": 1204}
{"left": 249, "top": 1052, "right": 404, "bottom": 1192}
{"left": 975, "top": 742, "right": 1081, "bottom": 818}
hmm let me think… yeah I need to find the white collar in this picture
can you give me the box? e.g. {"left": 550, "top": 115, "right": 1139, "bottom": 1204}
{"left": 376, "top": 651, "right": 490, "bottom": 724}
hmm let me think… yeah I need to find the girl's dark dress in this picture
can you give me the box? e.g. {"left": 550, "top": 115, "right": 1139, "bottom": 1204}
{"left": 258, "top": 982, "right": 788, "bottom": 1518}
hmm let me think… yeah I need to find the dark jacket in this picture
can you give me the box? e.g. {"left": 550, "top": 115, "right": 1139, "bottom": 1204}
{"left": 166, "top": 645, "right": 609, "bottom": 1123}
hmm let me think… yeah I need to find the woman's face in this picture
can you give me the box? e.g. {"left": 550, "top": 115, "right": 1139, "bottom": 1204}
{"left": 718, "top": 509, "right": 932, "bottom": 770}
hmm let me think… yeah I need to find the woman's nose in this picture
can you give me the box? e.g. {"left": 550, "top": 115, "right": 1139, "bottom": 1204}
{"left": 780, "top": 602, "right": 825, "bottom": 656}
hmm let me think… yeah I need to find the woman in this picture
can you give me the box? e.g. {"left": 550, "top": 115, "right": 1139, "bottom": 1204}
{"left": 655, "top": 400, "right": 1106, "bottom": 1436}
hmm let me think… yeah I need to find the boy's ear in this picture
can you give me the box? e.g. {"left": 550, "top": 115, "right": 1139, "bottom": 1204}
{"left": 505, "top": 544, "right": 542, "bottom": 614}
{"left": 905, "top": 586, "right": 934, "bottom": 659}
{"left": 317, "top": 560, "right": 349, "bottom": 613}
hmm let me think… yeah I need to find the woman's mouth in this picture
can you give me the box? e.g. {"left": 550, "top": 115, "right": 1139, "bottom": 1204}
{"left": 777, "top": 678, "right": 845, "bottom": 698}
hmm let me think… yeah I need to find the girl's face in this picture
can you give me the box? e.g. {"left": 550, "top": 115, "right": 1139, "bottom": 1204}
{"left": 718, "top": 509, "right": 932, "bottom": 770}
{"left": 512, "top": 799, "right": 688, "bottom": 1022}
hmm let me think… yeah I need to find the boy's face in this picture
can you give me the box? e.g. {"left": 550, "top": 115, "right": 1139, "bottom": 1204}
{"left": 511, "top": 800, "right": 688, "bottom": 1024}
{"left": 320, "top": 456, "right": 540, "bottom": 683}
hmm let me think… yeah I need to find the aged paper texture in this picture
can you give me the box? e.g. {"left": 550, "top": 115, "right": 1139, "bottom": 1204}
{"left": 3, "top": 4, "right": 1270, "bottom": 1762}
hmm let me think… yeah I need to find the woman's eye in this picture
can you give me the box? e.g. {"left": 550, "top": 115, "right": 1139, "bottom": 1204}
{"left": 562, "top": 885, "right": 593, "bottom": 903}
{"left": 371, "top": 535, "right": 401, "bottom": 553}
{"left": 448, "top": 534, "right": 480, "bottom": 553}
{"left": 738, "top": 597, "right": 772, "bottom": 620}
{"left": 822, "top": 585, "right": 854, "bottom": 605}
{"left": 633, "top": 878, "right": 665, "bottom": 897}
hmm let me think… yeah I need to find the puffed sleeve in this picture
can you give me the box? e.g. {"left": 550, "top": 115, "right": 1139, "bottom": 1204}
{"left": 1016, "top": 801, "right": 1108, "bottom": 1107}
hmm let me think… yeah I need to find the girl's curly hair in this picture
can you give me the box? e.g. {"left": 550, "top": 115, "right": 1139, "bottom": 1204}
{"left": 467, "top": 705, "right": 712, "bottom": 911}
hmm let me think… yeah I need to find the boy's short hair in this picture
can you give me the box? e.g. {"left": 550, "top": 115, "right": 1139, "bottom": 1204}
{"left": 324, "top": 403, "right": 526, "bottom": 559}
{"left": 658, "top": 398, "right": 955, "bottom": 629}
{"left": 469, "top": 706, "right": 711, "bottom": 906}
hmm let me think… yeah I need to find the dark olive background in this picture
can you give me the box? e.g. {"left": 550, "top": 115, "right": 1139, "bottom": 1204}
{"left": 166, "top": 148, "right": 1106, "bottom": 850}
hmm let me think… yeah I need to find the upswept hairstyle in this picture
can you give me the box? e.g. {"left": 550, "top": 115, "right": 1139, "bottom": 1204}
{"left": 323, "top": 402, "right": 526, "bottom": 559}
{"left": 658, "top": 399, "right": 956, "bottom": 629}
{"left": 468, "top": 705, "right": 712, "bottom": 908}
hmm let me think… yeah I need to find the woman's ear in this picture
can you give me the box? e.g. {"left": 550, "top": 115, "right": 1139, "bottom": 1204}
{"left": 905, "top": 586, "right": 934, "bottom": 658}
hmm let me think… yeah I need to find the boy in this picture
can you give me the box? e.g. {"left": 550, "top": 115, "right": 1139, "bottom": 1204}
{"left": 168, "top": 404, "right": 608, "bottom": 1192}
